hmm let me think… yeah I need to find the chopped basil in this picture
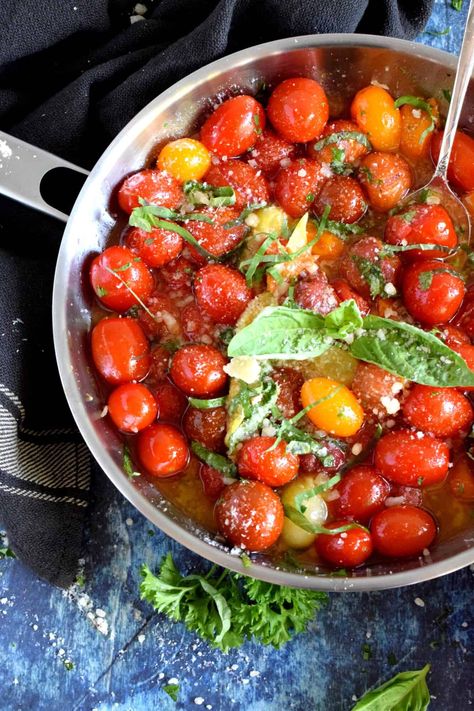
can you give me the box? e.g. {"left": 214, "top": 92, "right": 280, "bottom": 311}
{"left": 188, "top": 396, "right": 227, "bottom": 409}
{"left": 393, "top": 95, "right": 436, "bottom": 143}
{"left": 183, "top": 180, "right": 236, "bottom": 208}
{"left": 113, "top": 261, "right": 132, "bottom": 272}
{"left": 351, "top": 255, "right": 386, "bottom": 298}
{"left": 123, "top": 445, "right": 140, "bottom": 479}
{"left": 294, "top": 473, "right": 342, "bottom": 513}
{"left": 452, "top": 0, "right": 463, "bottom": 9}
{"left": 424, "top": 26, "right": 451, "bottom": 36}
{"left": 284, "top": 505, "right": 366, "bottom": 535}
{"left": 129, "top": 199, "right": 214, "bottom": 232}
{"left": 381, "top": 242, "right": 454, "bottom": 256}
{"left": 417, "top": 267, "right": 464, "bottom": 291}
{"left": 95, "top": 285, "right": 108, "bottom": 297}
{"left": 253, "top": 113, "right": 262, "bottom": 135}
{"left": 218, "top": 327, "right": 235, "bottom": 346}
{"left": 359, "top": 166, "right": 383, "bottom": 186}
{"left": 163, "top": 684, "right": 179, "bottom": 702}
{"left": 442, "top": 88, "right": 452, "bottom": 103}
{"left": 313, "top": 131, "right": 372, "bottom": 152}
{"left": 191, "top": 441, "right": 237, "bottom": 477}
{"left": 226, "top": 378, "right": 279, "bottom": 452}
{"left": 223, "top": 202, "right": 267, "bottom": 229}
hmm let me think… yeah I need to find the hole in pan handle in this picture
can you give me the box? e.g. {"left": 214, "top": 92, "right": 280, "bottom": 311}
{"left": 0, "top": 130, "right": 89, "bottom": 223}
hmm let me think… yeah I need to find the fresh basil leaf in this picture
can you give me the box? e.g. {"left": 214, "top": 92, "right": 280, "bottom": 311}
{"left": 313, "top": 131, "right": 372, "bottom": 152}
{"left": 228, "top": 301, "right": 360, "bottom": 360}
{"left": 183, "top": 180, "right": 236, "bottom": 208}
{"left": 163, "top": 684, "right": 180, "bottom": 702}
{"left": 351, "top": 664, "right": 431, "bottom": 710}
{"left": 226, "top": 378, "right": 279, "bottom": 451}
{"left": 191, "top": 441, "right": 237, "bottom": 477}
{"left": 381, "top": 242, "right": 454, "bottom": 256}
{"left": 188, "top": 396, "right": 227, "bottom": 409}
{"left": 284, "top": 505, "right": 366, "bottom": 535}
{"left": 350, "top": 315, "right": 474, "bottom": 387}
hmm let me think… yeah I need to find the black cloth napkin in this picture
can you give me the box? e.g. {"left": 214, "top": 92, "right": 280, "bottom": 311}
{"left": 0, "top": 0, "right": 434, "bottom": 587}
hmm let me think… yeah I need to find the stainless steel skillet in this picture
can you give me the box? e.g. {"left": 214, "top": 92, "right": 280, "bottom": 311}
{"left": 1, "top": 34, "right": 473, "bottom": 591}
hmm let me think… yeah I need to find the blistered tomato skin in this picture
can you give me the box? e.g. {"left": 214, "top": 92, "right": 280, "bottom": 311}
{"left": 335, "top": 466, "right": 390, "bottom": 523}
{"left": 300, "top": 377, "right": 364, "bottom": 437}
{"left": 312, "top": 176, "right": 367, "bottom": 223}
{"left": 374, "top": 430, "right": 449, "bottom": 487}
{"left": 91, "top": 318, "right": 151, "bottom": 385}
{"left": 137, "top": 422, "right": 190, "bottom": 477}
{"left": 308, "top": 119, "right": 370, "bottom": 164}
{"left": 204, "top": 160, "right": 270, "bottom": 210}
{"left": 315, "top": 522, "right": 373, "bottom": 568}
{"left": 248, "top": 129, "right": 296, "bottom": 175}
{"left": 402, "top": 260, "right": 465, "bottom": 326}
{"left": 267, "top": 78, "right": 329, "bottom": 143}
{"left": 294, "top": 271, "right": 339, "bottom": 316}
{"left": 431, "top": 130, "right": 474, "bottom": 193}
{"left": 125, "top": 226, "right": 183, "bottom": 268}
{"left": 358, "top": 152, "right": 412, "bottom": 212}
{"left": 90, "top": 246, "right": 154, "bottom": 312}
{"left": 384, "top": 204, "right": 458, "bottom": 260}
{"left": 183, "top": 406, "right": 227, "bottom": 453}
{"left": 117, "top": 169, "right": 183, "bottom": 214}
{"left": 350, "top": 85, "right": 401, "bottom": 152}
{"left": 237, "top": 436, "right": 299, "bottom": 487}
{"left": 339, "top": 236, "right": 401, "bottom": 301}
{"left": 108, "top": 383, "right": 158, "bottom": 433}
{"left": 200, "top": 95, "right": 266, "bottom": 157}
{"left": 157, "top": 138, "right": 211, "bottom": 182}
{"left": 273, "top": 158, "right": 327, "bottom": 218}
{"left": 272, "top": 367, "right": 304, "bottom": 419}
{"left": 370, "top": 505, "right": 437, "bottom": 558}
{"left": 215, "top": 480, "right": 284, "bottom": 551}
{"left": 402, "top": 385, "right": 473, "bottom": 438}
{"left": 170, "top": 344, "right": 227, "bottom": 397}
{"left": 194, "top": 264, "right": 252, "bottom": 325}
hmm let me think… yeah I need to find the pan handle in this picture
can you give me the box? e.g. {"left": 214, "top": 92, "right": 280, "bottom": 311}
{"left": 0, "top": 130, "right": 89, "bottom": 222}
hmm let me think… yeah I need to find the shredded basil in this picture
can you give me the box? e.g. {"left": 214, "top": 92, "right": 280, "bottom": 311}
{"left": 417, "top": 267, "right": 464, "bottom": 291}
{"left": 191, "top": 441, "right": 237, "bottom": 477}
{"left": 351, "top": 255, "right": 386, "bottom": 298}
{"left": 394, "top": 95, "right": 436, "bottom": 144}
{"left": 223, "top": 202, "right": 267, "bottom": 229}
{"left": 313, "top": 131, "right": 372, "bottom": 152}
{"left": 188, "top": 396, "right": 227, "bottom": 409}
{"left": 123, "top": 445, "right": 140, "bottom": 479}
{"left": 183, "top": 180, "right": 236, "bottom": 208}
{"left": 294, "top": 473, "right": 342, "bottom": 513}
{"left": 284, "top": 505, "right": 367, "bottom": 535}
{"left": 226, "top": 378, "right": 279, "bottom": 452}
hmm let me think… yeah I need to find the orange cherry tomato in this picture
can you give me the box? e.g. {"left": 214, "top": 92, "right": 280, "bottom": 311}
{"left": 200, "top": 95, "right": 266, "bottom": 157}
{"left": 358, "top": 152, "right": 412, "bottom": 212}
{"left": 449, "top": 454, "right": 474, "bottom": 501}
{"left": 399, "top": 98, "right": 439, "bottom": 160}
{"left": 370, "top": 505, "right": 437, "bottom": 558}
{"left": 157, "top": 138, "right": 211, "bottom": 182}
{"left": 267, "top": 77, "right": 329, "bottom": 143}
{"left": 315, "top": 522, "right": 373, "bottom": 568}
{"left": 300, "top": 377, "right": 364, "bottom": 437}
{"left": 431, "top": 130, "right": 474, "bottom": 193}
{"left": 237, "top": 436, "right": 299, "bottom": 487}
{"left": 90, "top": 245, "right": 154, "bottom": 312}
{"left": 91, "top": 317, "right": 151, "bottom": 385}
{"left": 403, "top": 385, "right": 473, "bottom": 438}
{"left": 137, "top": 422, "right": 189, "bottom": 477}
{"left": 308, "top": 119, "right": 370, "bottom": 164}
{"left": 215, "top": 480, "right": 284, "bottom": 551}
{"left": 107, "top": 383, "right": 158, "bottom": 433}
{"left": 307, "top": 221, "right": 345, "bottom": 260}
{"left": 350, "top": 85, "right": 401, "bottom": 152}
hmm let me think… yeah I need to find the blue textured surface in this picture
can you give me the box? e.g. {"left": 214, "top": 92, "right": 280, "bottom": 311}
{"left": 1, "top": 3, "right": 474, "bottom": 709}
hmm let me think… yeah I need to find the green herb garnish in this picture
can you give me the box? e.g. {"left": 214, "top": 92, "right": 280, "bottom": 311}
{"left": 183, "top": 180, "right": 236, "bottom": 208}
{"left": 191, "top": 441, "right": 237, "bottom": 478}
{"left": 394, "top": 96, "right": 436, "bottom": 144}
{"left": 188, "top": 396, "right": 227, "bottom": 409}
{"left": 351, "top": 255, "right": 386, "bottom": 298}
{"left": 163, "top": 684, "right": 179, "bottom": 702}
{"left": 123, "top": 444, "right": 140, "bottom": 479}
{"left": 351, "top": 664, "right": 430, "bottom": 710}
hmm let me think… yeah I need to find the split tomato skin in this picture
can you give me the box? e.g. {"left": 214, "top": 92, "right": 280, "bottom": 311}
{"left": 91, "top": 317, "right": 151, "bottom": 385}
{"left": 267, "top": 77, "right": 329, "bottom": 143}
{"left": 402, "top": 260, "right": 465, "bottom": 326}
{"left": 374, "top": 430, "right": 450, "bottom": 488}
{"left": 194, "top": 263, "right": 252, "bottom": 326}
{"left": 200, "top": 95, "right": 266, "bottom": 157}
{"left": 271, "top": 367, "right": 304, "bottom": 419}
{"left": 215, "top": 480, "right": 284, "bottom": 551}
{"left": 315, "top": 522, "right": 373, "bottom": 568}
{"left": 117, "top": 169, "right": 183, "bottom": 214}
{"left": 90, "top": 246, "right": 154, "bottom": 312}
{"left": 137, "top": 422, "right": 190, "bottom": 477}
{"left": 403, "top": 385, "right": 474, "bottom": 438}
{"left": 294, "top": 271, "right": 339, "bottom": 316}
{"left": 384, "top": 204, "right": 458, "bottom": 260}
{"left": 334, "top": 466, "right": 390, "bottom": 523}
{"left": 170, "top": 344, "right": 227, "bottom": 397}
{"left": 339, "top": 236, "right": 401, "bottom": 301}
{"left": 107, "top": 383, "right": 158, "bottom": 433}
{"left": 370, "top": 505, "right": 437, "bottom": 558}
{"left": 237, "top": 436, "right": 299, "bottom": 487}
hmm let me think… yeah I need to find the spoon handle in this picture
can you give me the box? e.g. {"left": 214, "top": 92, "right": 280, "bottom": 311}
{"left": 434, "top": 0, "right": 474, "bottom": 180}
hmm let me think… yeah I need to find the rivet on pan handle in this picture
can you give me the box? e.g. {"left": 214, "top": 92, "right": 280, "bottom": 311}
{"left": 0, "top": 130, "right": 89, "bottom": 222}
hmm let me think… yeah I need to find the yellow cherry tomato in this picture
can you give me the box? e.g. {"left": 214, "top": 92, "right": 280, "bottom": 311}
{"left": 350, "top": 85, "right": 401, "bottom": 152}
{"left": 280, "top": 475, "right": 328, "bottom": 549}
{"left": 399, "top": 98, "right": 439, "bottom": 160}
{"left": 157, "top": 138, "right": 211, "bottom": 182}
{"left": 307, "top": 221, "right": 345, "bottom": 259}
{"left": 301, "top": 377, "right": 364, "bottom": 437}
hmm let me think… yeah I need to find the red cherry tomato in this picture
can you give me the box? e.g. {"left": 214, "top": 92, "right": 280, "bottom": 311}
{"left": 194, "top": 263, "right": 252, "bottom": 325}
{"left": 453, "top": 286, "right": 474, "bottom": 341}
{"left": 137, "top": 422, "right": 189, "bottom": 477}
{"left": 451, "top": 344, "right": 474, "bottom": 392}
{"left": 237, "top": 436, "right": 299, "bottom": 487}
{"left": 384, "top": 204, "right": 457, "bottom": 260}
{"left": 153, "top": 380, "right": 188, "bottom": 423}
{"left": 199, "top": 464, "right": 226, "bottom": 500}
{"left": 313, "top": 176, "right": 367, "bottom": 223}
{"left": 117, "top": 169, "right": 183, "bottom": 214}
{"left": 294, "top": 271, "right": 339, "bottom": 316}
{"left": 215, "top": 480, "right": 284, "bottom": 551}
{"left": 308, "top": 119, "right": 369, "bottom": 164}
{"left": 91, "top": 317, "right": 151, "bottom": 385}
{"left": 204, "top": 160, "right": 270, "bottom": 211}
{"left": 374, "top": 430, "right": 449, "bottom": 487}
{"left": 351, "top": 362, "right": 404, "bottom": 415}
{"left": 170, "top": 344, "right": 227, "bottom": 397}
{"left": 299, "top": 442, "right": 347, "bottom": 474}
{"left": 90, "top": 246, "right": 154, "bottom": 312}
{"left": 181, "top": 302, "right": 216, "bottom": 343}
{"left": 147, "top": 344, "right": 170, "bottom": 384}
{"left": 358, "top": 152, "right": 412, "bottom": 213}
{"left": 274, "top": 158, "right": 327, "bottom": 218}
{"left": 248, "top": 129, "right": 296, "bottom": 175}
{"left": 370, "top": 505, "right": 437, "bottom": 558}
{"left": 159, "top": 256, "right": 195, "bottom": 290}
{"left": 335, "top": 466, "right": 390, "bottom": 523}
{"left": 315, "top": 522, "right": 373, "bottom": 568}
{"left": 271, "top": 367, "right": 304, "bottom": 419}
{"left": 183, "top": 406, "right": 227, "bottom": 452}
{"left": 200, "top": 95, "right": 266, "bottom": 157}
{"left": 125, "top": 225, "right": 183, "bottom": 268}
{"left": 402, "top": 259, "right": 465, "bottom": 326}
{"left": 402, "top": 385, "right": 473, "bottom": 437}
{"left": 339, "top": 237, "right": 401, "bottom": 300}
{"left": 184, "top": 207, "right": 247, "bottom": 263}
{"left": 107, "top": 383, "right": 158, "bottom": 433}
{"left": 438, "top": 324, "right": 470, "bottom": 349}
{"left": 431, "top": 130, "right": 474, "bottom": 193}
{"left": 330, "top": 279, "right": 370, "bottom": 316}
{"left": 267, "top": 78, "right": 329, "bottom": 143}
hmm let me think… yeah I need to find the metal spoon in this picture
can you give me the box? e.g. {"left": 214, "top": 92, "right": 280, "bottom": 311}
{"left": 401, "top": 0, "right": 474, "bottom": 247}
